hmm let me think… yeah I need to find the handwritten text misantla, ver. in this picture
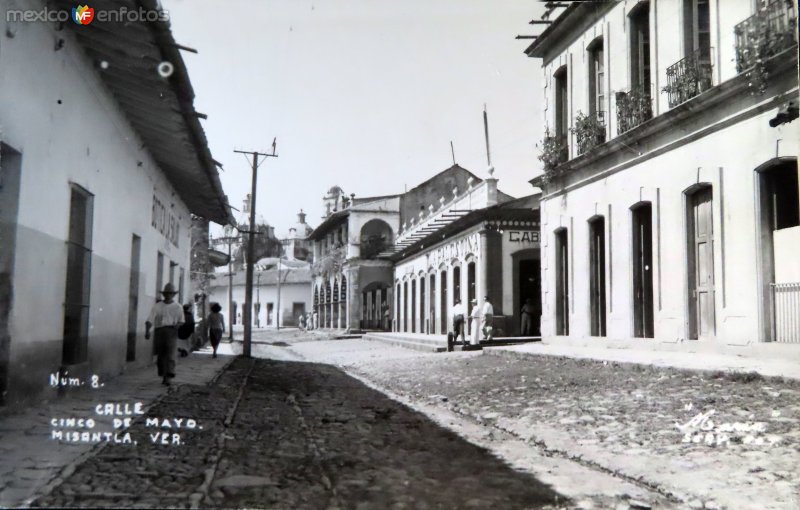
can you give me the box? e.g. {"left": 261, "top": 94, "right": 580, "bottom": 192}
{"left": 49, "top": 401, "right": 203, "bottom": 446}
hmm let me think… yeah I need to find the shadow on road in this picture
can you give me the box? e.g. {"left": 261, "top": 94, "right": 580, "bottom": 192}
{"left": 33, "top": 357, "right": 567, "bottom": 509}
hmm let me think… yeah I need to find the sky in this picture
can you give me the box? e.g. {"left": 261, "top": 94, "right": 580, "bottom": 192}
{"left": 161, "top": 0, "right": 547, "bottom": 237}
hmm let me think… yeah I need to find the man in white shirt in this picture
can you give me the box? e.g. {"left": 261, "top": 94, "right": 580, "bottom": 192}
{"left": 481, "top": 295, "right": 494, "bottom": 341}
{"left": 451, "top": 298, "right": 465, "bottom": 343}
{"left": 469, "top": 299, "right": 482, "bottom": 345}
{"left": 145, "top": 283, "right": 184, "bottom": 386}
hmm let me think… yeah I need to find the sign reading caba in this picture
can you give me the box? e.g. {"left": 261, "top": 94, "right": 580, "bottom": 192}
{"left": 151, "top": 193, "right": 180, "bottom": 247}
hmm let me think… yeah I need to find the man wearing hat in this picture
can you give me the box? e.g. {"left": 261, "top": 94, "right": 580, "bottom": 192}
{"left": 145, "top": 283, "right": 184, "bottom": 385}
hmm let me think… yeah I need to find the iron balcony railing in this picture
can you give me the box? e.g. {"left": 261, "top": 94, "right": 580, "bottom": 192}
{"left": 770, "top": 282, "right": 800, "bottom": 343}
{"left": 574, "top": 111, "right": 607, "bottom": 155}
{"left": 615, "top": 86, "right": 653, "bottom": 135}
{"left": 735, "top": 0, "right": 798, "bottom": 74}
{"left": 665, "top": 48, "right": 714, "bottom": 108}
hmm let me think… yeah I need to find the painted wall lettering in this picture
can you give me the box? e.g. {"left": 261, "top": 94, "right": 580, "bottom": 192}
{"left": 151, "top": 193, "right": 180, "bottom": 247}
{"left": 427, "top": 232, "right": 480, "bottom": 268}
{"left": 508, "top": 230, "right": 539, "bottom": 243}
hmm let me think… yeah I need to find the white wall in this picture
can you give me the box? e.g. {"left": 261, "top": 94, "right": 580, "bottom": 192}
{"left": 207, "top": 281, "right": 311, "bottom": 328}
{"left": 0, "top": 2, "right": 193, "bottom": 402}
{"left": 539, "top": 109, "right": 799, "bottom": 345}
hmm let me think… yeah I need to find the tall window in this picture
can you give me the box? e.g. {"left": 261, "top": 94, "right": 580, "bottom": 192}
{"left": 178, "top": 267, "right": 185, "bottom": 304}
{"left": 589, "top": 218, "right": 607, "bottom": 337}
{"left": 395, "top": 283, "right": 401, "bottom": 331}
{"left": 411, "top": 279, "right": 417, "bottom": 333}
{"left": 554, "top": 66, "right": 569, "bottom": 142}
{"left": 420, "top": 277, "right": 426, "bottom": 333}
{"left": 630, "top": 2, "right": 651, "bottom": 92}
{"left": 683, "top": 0, "right": 711, "bottom": 62}
{"left": 588, "top": 38, "right": 605, "bottom": 122}
{"left": 63, "top": 184, "right": 94, "bottom": 365}
{"left": 403, "top": 281, "right": 408, "bottom": 332}
{"left": 453, "top": 266, "right": 461, "bottom": 306}
{"left": 156, "top": 252, "right": 164, "bottom": 298}
{"left": 554, "top": 229, "right": 569, "bottom": 336}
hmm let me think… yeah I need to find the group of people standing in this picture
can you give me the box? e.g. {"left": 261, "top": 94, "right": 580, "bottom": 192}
{"left": 145, "top": 283, "right": 226, "bottom": 385}
{"left": 298, "top": 311, "right": 319, "bottom": 331}
{"left": 451, "top": 295, "right": 494, "bottom": 346}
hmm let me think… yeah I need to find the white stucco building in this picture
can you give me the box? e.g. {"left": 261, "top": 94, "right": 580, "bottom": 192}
{"left": 207, "top": 261, "right": 312, "bottom": 330}
{"left": 0, "top": 0, "right": 232, "bottom": 406}
{"left": 526, "top": 1, "right": 799, "bottom": 350}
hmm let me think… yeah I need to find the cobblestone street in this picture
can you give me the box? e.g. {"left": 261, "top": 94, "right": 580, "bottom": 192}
{"left": 31, "top": 351, "right": 563, "bottom": 509}
{"left": 283, "top": 334, "right": 800, "bottom": 510}
{"left": 6, "top": 330, "right": 799, "bottom": 509}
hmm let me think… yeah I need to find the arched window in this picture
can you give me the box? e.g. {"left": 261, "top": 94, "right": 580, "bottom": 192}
{"left": 360, "top": 219, "right": 394, "bottom": 259}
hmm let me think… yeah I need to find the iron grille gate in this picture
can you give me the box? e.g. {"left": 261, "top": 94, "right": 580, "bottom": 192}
{"left": 771, "top": 282, "right": 800, "bottom": 343}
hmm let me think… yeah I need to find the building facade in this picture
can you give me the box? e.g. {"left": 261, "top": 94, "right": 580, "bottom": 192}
{"left": 207, "top": 263, "right": 312, "bottom": 329}
{"left": 387, "top": 181, "right": 541, "bottom": 338}
{"left": 308, "top": 165, "right": 498, "bottom": 331}
{"left": 0, "top": 0, "right": 232, "bottom": 406}
{"left": 527, "top": 1, "right": 799, "bottom": 347}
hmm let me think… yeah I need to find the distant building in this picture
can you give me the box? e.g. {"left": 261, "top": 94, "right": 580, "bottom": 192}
{"left": 307, "top": 164, "right": 538, "bottom": 334}
{"left": 207, "top": 260, "right": 312, "bottom": 329}
{"left": 526, "top": 1, "right": 798, "bottom": 346}
{"left": 281, "top": 210, "right": 314, "bottom": 262}
{"left": 0, "top": 5, "right": 232, "bottom": 407}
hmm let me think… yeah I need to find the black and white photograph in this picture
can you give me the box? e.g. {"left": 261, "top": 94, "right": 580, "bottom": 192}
{"left": 0, "top": 0, "right": 798, "bottom": 508}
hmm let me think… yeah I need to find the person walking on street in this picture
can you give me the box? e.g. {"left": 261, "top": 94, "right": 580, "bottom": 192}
{"left": 451, "top": 298, "right": 465, "bottom": 343}
{"left": 521, "top": 298, "right": 535, "bottom": 336}
{"left": 481, "top": 295, "right": 494, "bottom": 341}
{"left": 207, "top": 303, "right": 225, "bottom": 358}
{"left": 177, "top": 304, "right": 195, "bottom": 357}
{"left": 469, "top": 298, "right": 482, "bottom": 345}
{"left": 145, "top": 283, "right": 184, "bottom": 385}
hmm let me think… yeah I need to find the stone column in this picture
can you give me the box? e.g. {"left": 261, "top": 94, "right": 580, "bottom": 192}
{"left": 479, "top": 228, "right": 503, "bottom": 314}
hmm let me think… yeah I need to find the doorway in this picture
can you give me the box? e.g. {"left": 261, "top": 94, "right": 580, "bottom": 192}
{"left": 518, "top": 258, "right": 541, "bottom": 336}
{"left": 589, "top": 217, "right": 607, "bottom": 337}
{"left": 757, "top": 160, "right": 800, "bottom": 342}
{"left": 126, "top": 235, "right": 141, "bottom": 361}
{"left": 686, "top": 187, "right": 715, "bottom": 340}
{"left": 632, "top": 204, "right": 654, "bottom": 338}
{"left": 554, "top": 229, "right": 569, "bottom": 336}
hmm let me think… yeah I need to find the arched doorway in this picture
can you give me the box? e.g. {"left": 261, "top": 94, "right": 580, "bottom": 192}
{"left": 630, "top": 203, "right": 653, "bottom": 338}
{"left": 684, "top": 185, "right": 715, "bottom": 340}
{"left": 756, "top": 158, "right": 799, "bottom": 342}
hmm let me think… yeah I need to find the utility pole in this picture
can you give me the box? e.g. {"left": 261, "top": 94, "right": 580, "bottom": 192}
{"left": 234, "top": 140, "right": 278, "bottom": 358}
{"left": 276, "top": 258, "right": 282, "bottom": 331}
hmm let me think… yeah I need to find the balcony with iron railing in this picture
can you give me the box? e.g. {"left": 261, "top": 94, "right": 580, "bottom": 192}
{"left": 537, "top": 130, "right": 569, "bottom": 171}
{"left": 735, "top": 0, "right": 798, "bottom": 93}
{"left": 615, "top": 86, "right": 653, "bottom": 135}
{"left": 664, "top": 48, "right": 714, "bottom": 108}
{"left": 571, "top": 111, "right": 606, "bottom": 155}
